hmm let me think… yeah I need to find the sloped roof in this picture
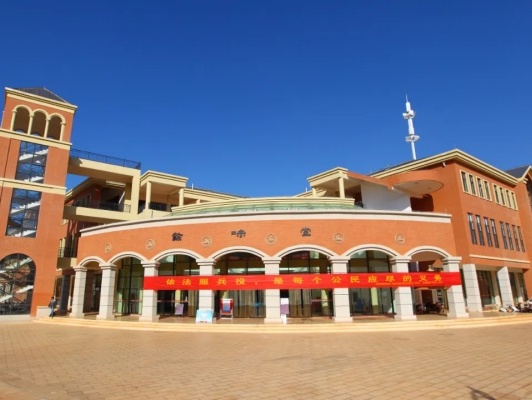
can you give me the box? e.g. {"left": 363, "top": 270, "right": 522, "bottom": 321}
{"left": 370, "top": 148, "right": 519, "bottom": 185}
{"left": 505, "top": 166, "right": 531, "bottom": 179}
{"left": 14, "top": 87, "right": 70, "bottom": 104}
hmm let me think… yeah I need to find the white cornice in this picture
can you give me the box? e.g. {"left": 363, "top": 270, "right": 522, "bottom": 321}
{"left": 0, "top": 178, "right": 66, "bottom": 195}
{"left": 370, "top": 149, "right": 519, "bottom": 185}
{"left": 469, "top": 254, "right": 530, "bottom": 265}
{"left": 0, "top": 128, "right": 72, "bottom": 149}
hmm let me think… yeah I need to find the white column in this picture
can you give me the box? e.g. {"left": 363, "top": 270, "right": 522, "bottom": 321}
{"left": 338, "top": 177, "right": 345, "bottom": 198}
{"left": 462, "top": 264, "right": 483, "bottom": 312}
{"left": 27, "top": 114, "right": 34, "bottom": 135}
{"left": 44, "top": 118, "right": 50, "bottom": 138}
{"left": 70, "top": 266, "right": 87, "bottom": 318}
{"left": 390, "top": 256, "right": 416, "bottom": 321}
{"left": 145, "top": 181, "right": 152, "bottom": 210}
{"left": 197, "top": 259, "right": 215, "bottom": 312}
{"left": 97, "top": 264, "right": 118, "bottom": 320}
{"left": 330, "top": 256, "right": 351, "bottom": 322}
{"left": 497, "top": 266, "right": 514, "bottom": 307}
{"left": 263, "top": 258, "right": 282, "bottom": 324}
{"left": 443, "top": 257, "right": 468, "bottom": 318}
{"left": 140, "top": 261, "right": 159, "bottom": 322}
{"left": 10, "top": 110, "right": 17, "bottom": 130}
{"left": 179, "top": 187, "right": 185, "bottom": 207}
{"left": 60, "top": 122, "right": 66, "bottom": 141}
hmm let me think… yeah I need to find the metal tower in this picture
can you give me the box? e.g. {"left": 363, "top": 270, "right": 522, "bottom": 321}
{"left": 403, "top": 96, "right": 420, "bottom": 160}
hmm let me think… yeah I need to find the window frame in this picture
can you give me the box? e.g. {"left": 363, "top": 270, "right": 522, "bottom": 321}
{"left": 484, "top": 180, "right": 492, "bottom": 201}
{"left": 468, "top": 174, "right": 477, "bottom": 195}
{"left": 493, "top": 184, "right": 500, "bottom": 204}
{"left": 500, "top": 221, "right": 508, "bottom": 249}
{"left": 461, "top": 171, "right": 469, "bottom": 193}
{"left": 517, "top": 226, "right": 526, "bottom": 252}
{"left": 5, "top": 189, "right": 41, "bottom": 238}
{"left": 505, "top": 223, "right": 514, "bottom": 250}
{"left": 512, "top": 225, "right": 520, "bottom": 251}
{"left": 476, "top": 215, "right": 485, "bottom": 246}
{"left": 476, "top": 177, "right": 484, "bottom": 198}
{"left": 484, "top": 217, "right": 493, "bottom": 247}
{"left": 490, "top": 219, "right": 499, "bottom": 248}
{"left": 468, "top": 213, "right": 478, "bottom": 245}
{"left": 511, "top": 192, "right": 518, "bottom": 210}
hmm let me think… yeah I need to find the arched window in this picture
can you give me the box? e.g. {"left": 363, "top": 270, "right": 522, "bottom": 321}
{"left": 47, "top": 115, "right": 63, "bottom": 140}
{"left": 12, "top": 107, "right": 30, "bottom": 133}
{"left": 0, "top": 253, "right": 35, "bottom": 315}
{"left": 348, "top": 250, "right": 393, "bottom": 316}
{"left": 31, "top": 111, "right": 47, "bottom": 137}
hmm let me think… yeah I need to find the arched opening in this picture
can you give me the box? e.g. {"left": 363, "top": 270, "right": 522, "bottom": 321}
{"left": 0, "top": 253, "right": 35, "bottom": 315}
{"left": 80, "top": 261, "right": 102, "bottom": 313}
{"left": 214, "top": 252, "right": 265, "bottom": 318}
{"left": 347, "top": 250, "right": 394, "bottom": 316}
{"left": 47, "top": 115, "right": 63, "bottom": 140}
{"left": 279, "top": 250, "right": 333, "bottom": 318}
{"left": 12, "top": 107, "right": 30, "bottom": 133}
{"left": 115, "top": 257, "right": 143, "bottom": 315}
{"left": 31, "top": 111, "right": 47, "bottom": 137}
{"left": 409, "top": 250, "right": 449, "bottom": 315}
{"left": 157, "top": 254, "right": 199, "bottom": 318}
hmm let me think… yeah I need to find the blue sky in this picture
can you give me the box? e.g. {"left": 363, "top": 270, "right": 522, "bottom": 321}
{"left": 1, "top": 1, "right": 530, "bottom": 196}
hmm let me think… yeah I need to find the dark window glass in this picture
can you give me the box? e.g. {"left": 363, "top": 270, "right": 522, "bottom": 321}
{"left": 518, "top": 227, "right": 526, "bottom": 252}
{"left": 506, "top": 223, "right": 514, "bottom": 250}
{"left": 469, "top": 175, "right": 476, "bottom": 195}
{"left": 484, "top": 181, "right": 491, "bottom": 200}
{"left": 512, "top": 225, "right": 520, "bottom": 251}
{"left": 484, "top": 218, "right": 493, "bottom": 247}
{"left": 477, "top": 270, "right": 495, "bottom": 306}
{"left": 6, "top": 189, "right": 41, "bottom": 238}
{"left": 476, "top": 215, "right": 485, "bottom": 246}
{"left": 491, "top": 219, "right": 499, "bottom": 248}
{"left": 468, "top": 213, "right": 477, "bottom": 245}
{"left": 500, "top": 222, "right": 508, "bottom": 249}
{"left": 15, "top": 141, "right": 48, "bottom": 183}
{"left": 0, "top": 253, "right": 35, "bottom": 315}
{"left": 461, "top": 172, "right": 469, "bottom": 192}
{"left": 477, "top": 178, "right": 484, "bottom": 198}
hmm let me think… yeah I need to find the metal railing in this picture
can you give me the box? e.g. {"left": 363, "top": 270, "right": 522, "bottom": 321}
{"left": 70, "top": 148, "right": 141, "bottom": 169}
{"left": 72, "top": 198, "right": 131, "bottom": 213}
{"left": 148, "top": 202, "right": 168, "bottom": 211}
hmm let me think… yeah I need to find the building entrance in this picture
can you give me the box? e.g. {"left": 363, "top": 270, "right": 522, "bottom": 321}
{"left": 215, "top": 290, "right": 265, "bottom": 318}
{"left": 280, "top": 289, "right": 333, "bottom": 318}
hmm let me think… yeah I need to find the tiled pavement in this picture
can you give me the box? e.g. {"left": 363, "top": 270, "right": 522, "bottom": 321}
{"left": 1, "top": 316, "right": 532, "bottom": 399}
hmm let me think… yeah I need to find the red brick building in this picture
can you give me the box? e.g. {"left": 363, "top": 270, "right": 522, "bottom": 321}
{"left": 1, "top": 87, "right": 530, "bottom": 322}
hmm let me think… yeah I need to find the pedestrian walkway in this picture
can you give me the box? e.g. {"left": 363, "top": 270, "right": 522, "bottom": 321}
{"left": 1, "top": 316, "right": 532, "bottom": 399}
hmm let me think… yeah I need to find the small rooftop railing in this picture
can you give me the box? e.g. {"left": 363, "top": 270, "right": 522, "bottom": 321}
{"left": 70, "top": 148, "right": 141, "bottom": 169}
{"left": 169, "top": 197, "right": 360, "bottom": 216}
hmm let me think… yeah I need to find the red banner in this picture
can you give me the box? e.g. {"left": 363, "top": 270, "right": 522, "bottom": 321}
{"left": 143, "top": 272, "right": 461, "bottom": 291}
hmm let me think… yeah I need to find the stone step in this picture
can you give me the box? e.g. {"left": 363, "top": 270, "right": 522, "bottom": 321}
{"left": 33, "top": 313, "right": 532, "bottom": 333}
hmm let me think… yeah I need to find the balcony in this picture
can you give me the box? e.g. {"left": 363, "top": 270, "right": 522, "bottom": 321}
{"left": 70, "top": 149, "right": 141, "bottom": 169}
{"left": 58, "top": 246, "right": 77, "bottom": 258}
{"left": 72, "top": 198, "right": 131, "bottom": 213}
{"left": 64, "top": 198, "right": 134, "bottom": 224}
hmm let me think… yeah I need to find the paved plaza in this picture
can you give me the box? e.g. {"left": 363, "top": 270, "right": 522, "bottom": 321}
{"left": 1, "top": 317, "right": 532, "bottom": 400}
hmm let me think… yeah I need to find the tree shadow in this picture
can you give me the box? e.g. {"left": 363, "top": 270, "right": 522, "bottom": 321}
{"left": 467, "top": 386, "right": 496, "bottom": 400}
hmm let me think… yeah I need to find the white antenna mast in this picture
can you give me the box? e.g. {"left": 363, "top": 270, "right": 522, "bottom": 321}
{"left": 403, "top": 95, "right": 420, "bottom": 160}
